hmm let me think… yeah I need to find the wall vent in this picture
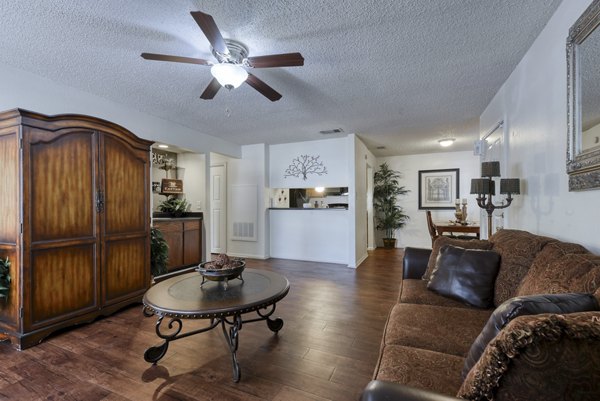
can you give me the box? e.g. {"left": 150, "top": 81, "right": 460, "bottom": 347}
{"left": 231, "top": 184, "right": 258, "bottom": 242}
{"left": 233, "top": 222, "right": 255, "bottom": 240}
{"left": 319, "top": 128, "right": 344, "bottom": 135}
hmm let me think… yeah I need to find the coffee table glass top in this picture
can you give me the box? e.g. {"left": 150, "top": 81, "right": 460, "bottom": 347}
{"left": 143, "top": 268, "right": 289, "bottom": 318}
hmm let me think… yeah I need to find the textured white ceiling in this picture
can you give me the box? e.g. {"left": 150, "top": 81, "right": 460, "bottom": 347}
{"left": 0, "top": 0, "right": 561, "bottom": 156}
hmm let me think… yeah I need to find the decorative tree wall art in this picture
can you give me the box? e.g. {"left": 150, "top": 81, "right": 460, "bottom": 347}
{"left": 284, "top": 154, "right": 328, "bottom": 180}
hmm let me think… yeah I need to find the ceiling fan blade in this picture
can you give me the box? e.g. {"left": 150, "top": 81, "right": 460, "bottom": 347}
{"left": 190, "top": 11, "right": 229, "bottom": 55}
{"left": 246, "top": 52, "right": 304, "bottom": 68}
{"left": 200, "top": 78, "right": 221, "bottom": 100}
{"left": 141, "top": 53, "right": 212, "bottom": 66}
{"left": 245, "top": 74, "right": 282, "bottom": 101}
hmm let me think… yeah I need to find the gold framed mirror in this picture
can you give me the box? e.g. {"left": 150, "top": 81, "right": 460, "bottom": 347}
{"left": 567, "top": 0, "right": 600, "bottom": 191}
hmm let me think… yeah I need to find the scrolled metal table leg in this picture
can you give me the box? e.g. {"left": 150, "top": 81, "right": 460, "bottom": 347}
{"left": 221, "top": 314, "right": 243, "bottom": 382}
{"left": 144, "top": 315, "right": 183, "bottom": 364}
{"left": 256, "top": 304, "right": 284, "bottom": 333}
{"left": 267, "top": 317, "right": 284, "bottom": 332}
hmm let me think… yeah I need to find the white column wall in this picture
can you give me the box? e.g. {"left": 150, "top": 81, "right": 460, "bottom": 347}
{"left": 481, "top": 0, "right": 600, "bottom": 254}
{"left": 352, "top": 135, "right": 377, "bottom": 267}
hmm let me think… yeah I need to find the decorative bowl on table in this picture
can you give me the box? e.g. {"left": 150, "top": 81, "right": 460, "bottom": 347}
{"left": 196, "top": 254, "right": 245, "bottom": 289}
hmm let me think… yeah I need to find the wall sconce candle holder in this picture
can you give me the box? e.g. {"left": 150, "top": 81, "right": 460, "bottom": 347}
{"left": 470, "top": 161, "right": 520, "bottom": 238}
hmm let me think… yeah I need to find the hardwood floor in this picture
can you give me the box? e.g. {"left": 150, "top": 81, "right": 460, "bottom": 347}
{"left": 0, "top": 248, "right": 404, "bottom": 401}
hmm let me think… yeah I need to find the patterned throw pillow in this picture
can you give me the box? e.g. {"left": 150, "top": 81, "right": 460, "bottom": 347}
{"left": 458, "top": 312, "right": 600, "bottom": 401}
{"left": 488, "top": 229, "right": 554, "bottom": 306}
{"left": 517, "top": 253, "right": 600, "bottom": 296}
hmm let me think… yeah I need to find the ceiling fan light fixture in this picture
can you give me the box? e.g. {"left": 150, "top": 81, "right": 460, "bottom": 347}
{"left": 211, "top": 63, "right": 248, "bottom": 89}
{"left": 438, "top": 138, "right": 455, "bottom": 147}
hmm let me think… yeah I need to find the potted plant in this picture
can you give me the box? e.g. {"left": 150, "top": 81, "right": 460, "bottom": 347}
{"left": 0, "top": 257, "right": 11, "bottom": 301}
{"left": 150, "top": 228, "right": 169, "bottom": 277}
{"left": 158, "top": 196, "right": 189, "bottom": 217}
{"left": 373, "top": 162, "right": 410, "bottom": 248}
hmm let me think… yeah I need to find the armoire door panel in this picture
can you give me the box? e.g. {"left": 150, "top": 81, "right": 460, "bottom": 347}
{"left": 101, "top": 135, "right": 148, "bottom": 236}
{"left": 104, "top": 237, "right": 147, "bottom": 302}
{"left": 29, "top": 244, "right": 97, "bottom": 328}
{"left": 28, "top": 130, "right": 97, "bottom": 243}
{"left": 0, "top": 132, "right": 18, "bottom": 244}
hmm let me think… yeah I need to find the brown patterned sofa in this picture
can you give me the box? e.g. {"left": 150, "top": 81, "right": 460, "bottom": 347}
{"left": 361, "top": 229, "right": 600, "bottom": 401}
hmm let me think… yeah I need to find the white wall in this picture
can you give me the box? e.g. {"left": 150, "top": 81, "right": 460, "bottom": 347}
{"left": 269, "top": 137, "right": 349, "bottom": 188}
{"left": 219, "top": 144, "right": 269, "bottom": 259}
{"left": 270, "top": 210, "right": 349, "bottom": 264}
{"left": 481, "top": 0, "right": 600, "bottom": 254}
{"left": 352, "top": 135, "right": 377, "bottom": 267}
{"left": 177, "top": 153, "right": 206, "bottom": 213}
{"left": 0, "top": 63, "right": 241, "bottom": 158}
{"left": 377, "top": 150, "right": 481, "bottom": 249}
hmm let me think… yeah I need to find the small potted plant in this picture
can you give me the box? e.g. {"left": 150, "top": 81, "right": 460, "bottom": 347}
{"left": 158, "top": 196, "right": 189, "bottom": 217}
{"left": 373, "top": 163, "right": 410, "bottom": 248}
{"left": 150, "top": 228, "right": 169, "bottom": 277}
{"left": 0, "top": 257, "right": 11, "bottom": 302}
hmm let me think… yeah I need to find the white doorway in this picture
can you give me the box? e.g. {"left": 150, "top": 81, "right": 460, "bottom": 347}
{"left": 210, "top": 164, "right": 227, "bottom": 254}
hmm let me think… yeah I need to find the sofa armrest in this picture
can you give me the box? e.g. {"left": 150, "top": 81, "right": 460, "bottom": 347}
{"left": 459, "top": 311, "right": 600, "bottom": 400}
{"left": 361, "top": 381, "right": 462, "bottom": 401}
{"left": 403, "top": 247, "right": 432, "bottom": 279}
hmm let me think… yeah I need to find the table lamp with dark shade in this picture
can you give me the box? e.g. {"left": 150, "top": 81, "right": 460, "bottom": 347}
{"left": 470, "top": 162, "right": 520, "bottom": 238}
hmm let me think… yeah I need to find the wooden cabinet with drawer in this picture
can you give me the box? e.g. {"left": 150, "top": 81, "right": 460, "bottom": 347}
{"left": 153, "top": 217, "right": 202, "bottom": 272}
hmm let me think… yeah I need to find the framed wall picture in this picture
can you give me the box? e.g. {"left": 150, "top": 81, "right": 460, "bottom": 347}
{"left": 161, "top": 178, "right": 183, "bottom": 194}
{"left": 418, "top": 168, "right": 459, "bottom": 210}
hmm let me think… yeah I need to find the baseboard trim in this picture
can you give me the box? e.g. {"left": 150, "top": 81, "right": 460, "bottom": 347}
{"left": 225, "top": 252, "right": 269, "bottom": 260}
{"left": 355, "top": 252, "right": 369, "bottom": 268}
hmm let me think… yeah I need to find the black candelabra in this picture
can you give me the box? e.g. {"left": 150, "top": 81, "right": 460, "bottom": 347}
{"left": 470, "top": 161, "right": 520, "bottom": 238}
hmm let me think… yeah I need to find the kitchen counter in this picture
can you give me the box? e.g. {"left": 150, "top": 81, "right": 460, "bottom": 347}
{"left": 269, "top": 208, "right": 349, "bottom": 264}
{"left": 152, "top": 212, "right": 203, "bottom": 221}
{"left": 152, "top": 215, "right": 203, "bottom": 273}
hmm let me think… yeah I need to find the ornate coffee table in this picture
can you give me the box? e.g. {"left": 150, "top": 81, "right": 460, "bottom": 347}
{"left": 142, "top": 268, "right": 289, "bottom": 382}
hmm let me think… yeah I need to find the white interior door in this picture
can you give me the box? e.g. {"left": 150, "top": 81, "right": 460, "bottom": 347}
{"left": 210, "top": 164, "right": 227, "bottom": 254}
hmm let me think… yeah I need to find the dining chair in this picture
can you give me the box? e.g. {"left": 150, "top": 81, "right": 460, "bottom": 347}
{"left": 425, "top": 211, "right": 439, "bottom": 247}
{"left": 426, "top": 211, "right": 476, "bottom": 247}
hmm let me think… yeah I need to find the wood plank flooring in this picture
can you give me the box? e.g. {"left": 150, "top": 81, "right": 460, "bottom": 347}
{"left": 0, "top": 248, "right": 404, "bottom": 401}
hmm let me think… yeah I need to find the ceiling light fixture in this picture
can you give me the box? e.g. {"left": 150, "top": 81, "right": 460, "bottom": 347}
{"left": 438, "top": 138, "right": 455, "bottom": 147}
{"left": 157, "top": 144, "right": 169, "bottom": 149}
{"left": 315, "top": 187, "right": 325, "bottom": 193}
{"left": 210, "top": 63, "right": 248, "bottom": 89}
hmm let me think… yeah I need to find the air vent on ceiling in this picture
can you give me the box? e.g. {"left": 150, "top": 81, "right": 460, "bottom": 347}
{"left": 376, "top": 146, "right": 386, "bottom": 150}
{"left": 319, "top": 128, "right": 344, "bottom": 135}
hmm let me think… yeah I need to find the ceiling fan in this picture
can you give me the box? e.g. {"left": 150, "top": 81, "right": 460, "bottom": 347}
{"left": 141, "top": 11, "right": 304, "bottom": 101}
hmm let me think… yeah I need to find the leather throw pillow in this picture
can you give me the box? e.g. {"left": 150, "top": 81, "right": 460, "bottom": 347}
{"left": 427, "top": 245, "right": 501, "bottom": 309}
{"left": 462, "top": 292, "right": 599, "bottom": 379}
{"left": 422, "top": 237, "right": 492, "bottom": 281}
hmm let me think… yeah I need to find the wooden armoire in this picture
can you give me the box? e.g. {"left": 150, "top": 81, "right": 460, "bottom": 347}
{"left": 0, "top": 109, "right": 153, "bottom": 349}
